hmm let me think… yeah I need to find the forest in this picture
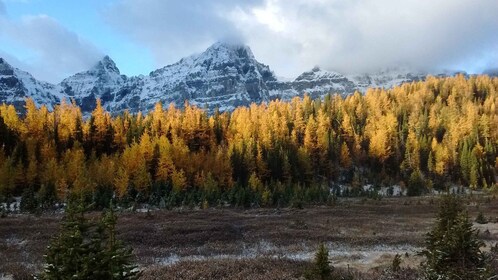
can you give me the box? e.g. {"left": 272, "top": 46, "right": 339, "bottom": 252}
{"left": 0, "top": 74, "right": 497, "bottom": 210}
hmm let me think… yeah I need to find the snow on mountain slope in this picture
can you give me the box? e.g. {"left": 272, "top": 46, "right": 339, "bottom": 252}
{"left": 65, "top": 41, "right": 278, "bottom": 114}
{"left": 59, "top": 55, "right": 127, "bottom": 112}
{"left": 0, "top": 42, "right": 475, "bottom": 115}
{"left": 135, "top": 42, "right": 276, "bottom": 113}
{"left": 348, "top": 68, "right": 429, "bottom": 92}
{"left": 268, "top": 66, "right": 357, "bottom": 100}
{"left": 0, "top": 58, "right": 60, "bottom": 112}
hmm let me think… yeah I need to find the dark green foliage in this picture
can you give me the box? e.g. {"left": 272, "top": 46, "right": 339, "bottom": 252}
{"left": 0, "top": 206, "right": 6, "bottom": 218}
{"left": 11, "top": 141, "right": 28, "bottom": 168}
{"left": 407, "top": 170, "right": 426, "bottom": 196}
{"left": 315, "top": 243, "right": 332, "bottom": 279}
{"left": 20, "top": 187, "right": 38, "bottom": 213}
{"left": 93, "top": 185, "right": 114, "bottom": 210}
{"left": 0, "top": 115, "right": 18, "bottom": 156}
{"left": 99, "top": 206, "right": 140, "bottom": 279}
{"left": 41, "top": 201, "right": 96, "bottom": 279}
{"left": 40, "top": 200, "right": 139, "bottom": 280}
{"left": 37, "top": 184, "right": 57, "bottom": 210}
{"left": 149, "top": 144, "right": 160, "bottom": 178}
{"left": 391, "top": 254, "right": 401, "bottom": 272}
{"left": 306, "top": 243, "right": 333, "bottom": 280}
{"left": 420, "top": 194, "right": 492, "bottom": 280}
{"left": 475, "top": 211, "right": 488, "bottom": 224}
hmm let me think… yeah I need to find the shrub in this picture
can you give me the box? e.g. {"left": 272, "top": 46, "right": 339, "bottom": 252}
{"left": 475, "top": 211, "right": 488, "bottom": 224}
{"left": 391, "top": 254, "right": 401, "bottom": 272}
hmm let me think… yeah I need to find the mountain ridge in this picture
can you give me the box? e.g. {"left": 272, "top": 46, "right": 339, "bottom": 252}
{"left": 0, "top": 42, "right": 482, "bottom": 114}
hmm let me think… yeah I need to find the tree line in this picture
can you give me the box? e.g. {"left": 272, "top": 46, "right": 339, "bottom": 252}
{"left": 0, "top": 74, "right": 497, "bottom": 209}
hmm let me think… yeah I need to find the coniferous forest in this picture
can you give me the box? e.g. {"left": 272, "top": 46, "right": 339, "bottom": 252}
{"left": 0, "top": 75, "right": 497, "bottom": 210}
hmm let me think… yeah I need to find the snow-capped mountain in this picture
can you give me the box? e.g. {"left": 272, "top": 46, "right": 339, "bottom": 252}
{"left": 348, "top": 68, "right": 428, "bottom": 92}
{"left": 59, "top": 55, "right": 127, "bottom": 112}
{"left": 268, "top": 66, "right": 357, "bottom": 100}
{"left": 57, "top": 42, "right": 276, "bottom": 114}
{"left": 0, "top": 42, "right": 477, "bottom": 115}
{"left": 134, "top": 42, "right": 276, "bottom": 113}
{"left": 0, "top": 58, "right": 60, "bottom": 112}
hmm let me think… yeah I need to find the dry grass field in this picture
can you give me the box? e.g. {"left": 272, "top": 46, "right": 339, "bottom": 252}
{"left": 1, "top": 195, "right": 498, "bottom": 279}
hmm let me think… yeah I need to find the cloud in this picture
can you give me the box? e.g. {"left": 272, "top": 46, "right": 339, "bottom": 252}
{"left": 104, "top": 0, "right": 263, "bottom": 69}
{"left": 105, "top": 0, "right": 498, "bottom": 77}
{"left": 0, "top": 9, "right": 103, "bottom": 83}
{"left": 224, "top": 0, "right": 498, "bottom": 75}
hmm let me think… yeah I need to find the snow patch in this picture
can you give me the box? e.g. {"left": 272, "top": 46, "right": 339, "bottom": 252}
{"left": 155, "top": 241, "right": 419, "bottom": 268}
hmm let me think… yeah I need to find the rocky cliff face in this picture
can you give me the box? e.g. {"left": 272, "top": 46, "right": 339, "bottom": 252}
{"left": 59, "top": 55, "right": 127, "bottom": 112}
{"left": 0, "top": 58, "right": 60, "bottom": 112}
{"left": 0, "top": 42, "right": 473, "bottom": 115}
{"left": 268, "top": 67, "right": 357, "bottom": 100}
{"left": 134, "top": 42, "right": 276, "bottom": 113}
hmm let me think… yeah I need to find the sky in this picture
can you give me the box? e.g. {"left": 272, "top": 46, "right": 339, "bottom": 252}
{"left": 0, "top": 0, "right": 497, "bottom": 83}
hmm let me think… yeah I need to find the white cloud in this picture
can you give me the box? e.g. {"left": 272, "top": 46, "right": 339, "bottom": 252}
{"left": 0, "top": 4, "right": 103, "bottom": 83}
{"left": 105, "top": 0, "right": 498, "bottom": 77}
{"left": 104, "top": 0, "right": 262, "bottom": 69}
{"left": 229, "top": 0, "right": 498, "bottom": 76}
{"left": 252, "top": 1, "right": 286, "bottom": 33}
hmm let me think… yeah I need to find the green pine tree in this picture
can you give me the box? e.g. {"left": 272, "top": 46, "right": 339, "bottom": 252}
{"left": 40, "top": 200, "right": 97, "bottom": 279}
{"left": 20, "top": 186, "right": 38, "bottom": 213}
{"left": 421, "top": 194, "right": 491, "bottom": 280}
{"left": 407, "top": 169, "right": 425, "bottom": 196}
{"left": 314, "top": 243, "right": 332, "bottom": 280}
{"left": 101, "top": 205, "right": 139, "bottom": 279}
{"left": 459, "top": 141, "right": 470, "bottom": 183}
{"left": 40, "top": 199, "right": 139, "bottom": 279}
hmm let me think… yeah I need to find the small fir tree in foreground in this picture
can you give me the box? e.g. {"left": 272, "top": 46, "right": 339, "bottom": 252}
{"left": 40, "top": 199, "right": 139, "bottom": 279}
{"left": 420, "top": 194, "right": 492, "bottom": 280}
{"left": 315, "top": 243, "right": 332, "bottom": 279}
{"left": 306, "top": 243, "right": 333, "bottom": 280}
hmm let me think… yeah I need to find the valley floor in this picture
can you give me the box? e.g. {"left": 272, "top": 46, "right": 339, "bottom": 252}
{"left": 1, "top": 196, "right": 498, "bottom": 279}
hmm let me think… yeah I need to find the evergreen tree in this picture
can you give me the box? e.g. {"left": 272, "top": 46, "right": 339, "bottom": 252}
{"left": 98, "top": 205, "right": 140, "bottom": 279}
{"left": 407, "top": 169, "right": 425, "bottom": 196}
{"left": 306, "top": 243, "right": 333, "bottom": 280}
{"left": 421, "top": 194, "right": 492, "bottom": 280}
{"left": 20, "top": 186, "right": 38, "bottom": 213}
{"left": 41, "top": 201, "right": 97, "bottom": 279}
{"left": 40, "top": 199, "right": 139, "bottom": 279}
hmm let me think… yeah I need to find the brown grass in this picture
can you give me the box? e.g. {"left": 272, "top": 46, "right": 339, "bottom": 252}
{"left": 1, "top": 195, "right": 497, "bottom": 278}
{"left": 141, "top": 258, "right": 308, "bottom": 280}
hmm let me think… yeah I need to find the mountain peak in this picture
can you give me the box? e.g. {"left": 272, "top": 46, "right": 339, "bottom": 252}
{"left": 0, "top": 43, "right": 469, "bottom": 116}
{"left": 0, "top": 57, "right": 11, "bottom": 67}
{"left": 295, "top": 66, "right": 345, "bottom": 82}
{"left": 209, "top": 41, "right": 248, "bottom": 49}
{"left": 0, "top": 58, "right": 14, "bottom": 75}
{"left": 102, "top": 55, "right": 113, "bottom": 63}
{"left": 92, "top": 55, "right": 120, "bottom": 74}
{"left": 203, "top": 41, "right": 255, "bottom": 61}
